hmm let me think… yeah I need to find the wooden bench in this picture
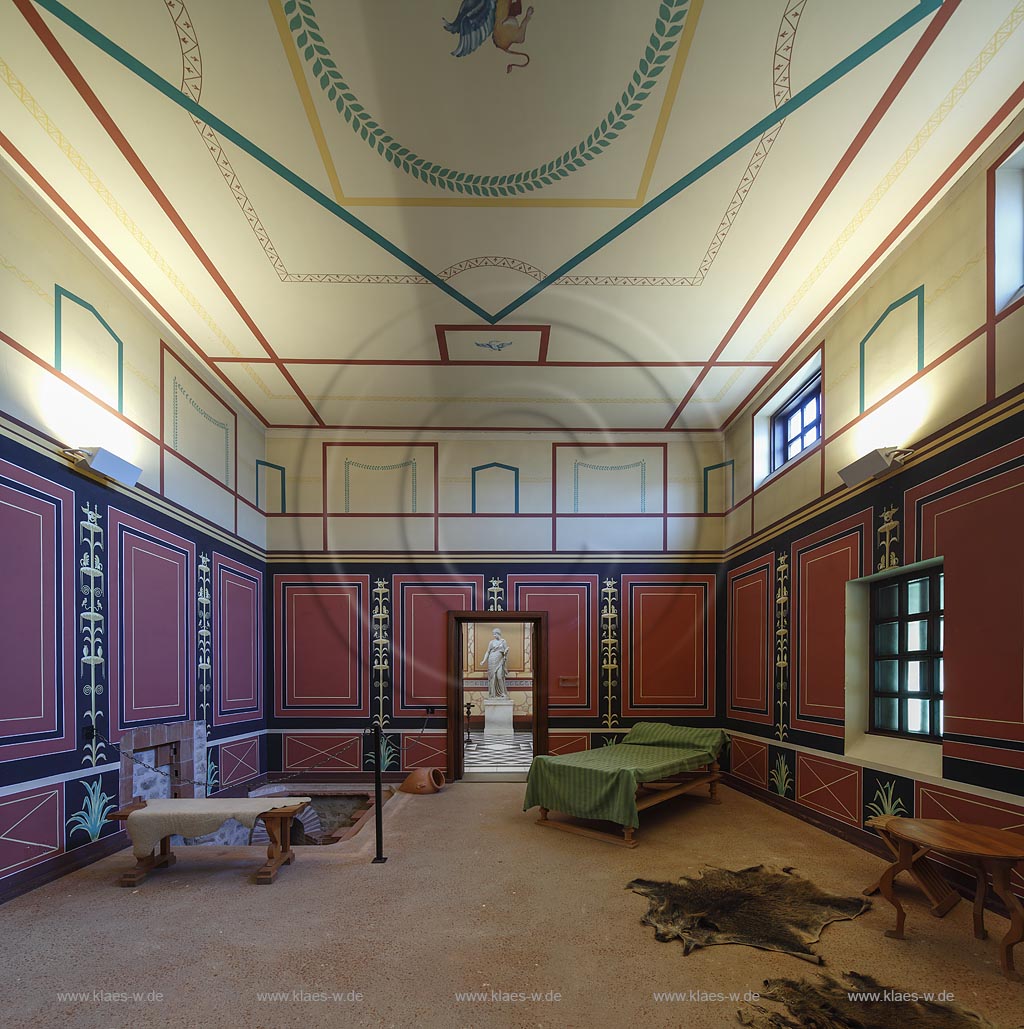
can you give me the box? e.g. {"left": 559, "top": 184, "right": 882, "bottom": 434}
{"left": 106, "top": 798, "right": 310, "bottom": 886}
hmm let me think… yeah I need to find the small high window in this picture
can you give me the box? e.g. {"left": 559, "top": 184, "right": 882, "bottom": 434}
{"left": 869, "top": 566, "right": 944, "bottom": 741}
{"left": 770, "top": 372, "right": 821, "bottom": 472}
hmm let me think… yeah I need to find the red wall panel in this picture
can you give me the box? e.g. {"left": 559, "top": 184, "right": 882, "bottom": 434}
{"left": 282, "top": 733, "right": 361, "bottom": 772}
{"left": 790, "top": 510, "right": 871, "bottom": 737}
{"left": 727, "top": 554, "right": 774, "bottom": 724}
{"left": 548, "top": 733, "right": 589, "bottom": 755}
{"left": 0, "top": 785, "right": 63, "bottom": 880}
{"left": 795, "top": 753, "right": 862, "bottom": 827}
{"left": 508, "top": 575, "right": 599, "bottom": 716}
{"left": 730, "top": 737, "right": 768, "bottom": 787}
{"left": 620, "top": 575, "right": 716, "bottom": 717}
{"left": 219, "top": 737, "right": 260, "bottom": 787}
{"left": 402, "top": 732, "right": 447, "bottom": 770}
{"left": 0, "top": 461, "right": 76, "bottom": 761}
{"left": 393, "top": 575, "right": 483, "bottom": 717}
{"left": 274, "top": 575, "right": 370, "bottom": 717}
{"left": 912, "top": 461, "right": 1024, "bottom": 743}
{"left": 213, "top": 555, "right": 263, "bottom": 725}
{"left": 108, "top": 510, "right": 195, "bottom": 741}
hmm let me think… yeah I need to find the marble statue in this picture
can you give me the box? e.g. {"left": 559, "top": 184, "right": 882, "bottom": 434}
{"left": 480, "top": 627, "right": 510, "bottom": 699}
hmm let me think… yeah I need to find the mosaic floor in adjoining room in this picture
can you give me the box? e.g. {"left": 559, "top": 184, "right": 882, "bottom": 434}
{"left": 463, "top": 730, "right": 533, "bottom": 771}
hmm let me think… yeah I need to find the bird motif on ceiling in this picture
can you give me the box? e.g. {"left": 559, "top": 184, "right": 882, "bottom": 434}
{"left": 475, "top": 340, "right": 514, "bottom": 351}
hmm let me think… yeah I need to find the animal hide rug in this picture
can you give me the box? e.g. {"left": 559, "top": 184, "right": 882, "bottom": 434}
{"left": 627, "top": 864, "right": 869, "bottom": 962}
{"left": 737, "top": 971, "right": 997, "bottom": 1028}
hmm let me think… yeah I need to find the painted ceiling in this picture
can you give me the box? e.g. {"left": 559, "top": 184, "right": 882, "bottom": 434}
{"left": 1, "top": 0, "right": 1023, "bottom": 431}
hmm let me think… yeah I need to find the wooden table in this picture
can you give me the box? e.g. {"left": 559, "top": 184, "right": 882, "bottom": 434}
{"left": 107, "top": 799, "right": 309, "bottom": 886}
{"left": 866, "top": 815, "right": 1024, "bottom": 981}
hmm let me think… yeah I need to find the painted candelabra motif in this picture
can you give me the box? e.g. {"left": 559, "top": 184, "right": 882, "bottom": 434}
{"left": 197, "top": 554, "right": 212, "bottom": 726}
{"left": 877, "top": 504, "right": 900, "bottom": 571}
{"left": 601, "top": 578, "right": 619, "bottom": 729}
{"left": 774, "top": 552, "right": 789, "bottom": 741}
{"left": 372, "top": 578, "right": 391, "bottom": 729}
{"left": 487, "top": 577, "right": 505, "bottom": 611}
{"left": 78, "top": 503, "right": 106, "bottom": 766}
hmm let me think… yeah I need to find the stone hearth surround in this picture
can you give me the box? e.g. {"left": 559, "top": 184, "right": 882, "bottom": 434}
{"left": 118, "top": 720, "right": 207, "bottom": 807}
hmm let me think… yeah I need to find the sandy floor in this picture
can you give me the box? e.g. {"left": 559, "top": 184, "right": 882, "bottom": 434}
{"left": 3, "top": 783, "right": 1021, "bottom": 1029}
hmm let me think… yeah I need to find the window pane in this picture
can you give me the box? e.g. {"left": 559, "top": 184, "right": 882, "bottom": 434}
{"left": 907, "top": 660, "right": 927, "bottom": 693}
{"left": 907, "top": 577, "right": 928, "bottom": 614}
{"left": 875, "top": 622, "right": 898, "bottom": 655}
{"left": 787, "top": 440, "right": 801, "bottom": 460}
{"left": 875, "top": 697, "right": 898, "bottom": 731}
{"left": 875, "top": 660, "right": 899, "bottom": 692}
{"left": 939, "top": 700, "right": 944, "bottom": 735}
{"left": 876, "top": 584, "right": 898, "bottom": 618}
{"left": 803, "top": 396, "right": 817, "bottom": 425}
{"left": 788, "top": 412, "right": 801, "bottom": 439}
{"left": 939, "top": 573, "right": 944, "bottom": 608}
{"left": 936, "top": 660, "right": 944, "bottom": 695}
{"left": 803, "top": 428, "right": 818, "bottom": 447}
{"left": 907, "top": 698, "right": 930, "bottom": 734}
{"left": 938, "top": 617, "right": 943, "bottom": 650}
{"left": 907, "top": 620, "right": 928, "bottom": 652}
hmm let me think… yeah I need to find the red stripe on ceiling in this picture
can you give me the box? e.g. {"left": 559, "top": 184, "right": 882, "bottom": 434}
{"left": 12, "top": 0, "right": 325, "bottom": 427}
{"left": 0, "top": 132, "right": 270, "bottom": 429}
{"left": 209, "top": 357, "right": 777, "bottom": 368}
{"left": 664, "top": 0, "right": 960, "bottom": 429}
{"left": 722, "top": 74, "right": 1024, "bottom": 433}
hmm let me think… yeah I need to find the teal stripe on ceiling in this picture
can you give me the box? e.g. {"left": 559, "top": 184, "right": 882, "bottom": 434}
{"left": 31, "top": 0, "right": 943, "bottom": 326}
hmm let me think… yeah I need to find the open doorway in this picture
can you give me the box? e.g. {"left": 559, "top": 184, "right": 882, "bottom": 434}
{"left": 446, "top": 611, "right": 548, "bottom": 781}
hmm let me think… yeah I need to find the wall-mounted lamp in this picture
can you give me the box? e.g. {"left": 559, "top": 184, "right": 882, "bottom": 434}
{"left": 838, "top": 447, "right": 914, "bottom": 489}
{"left": 60, "top": 446, "right": 142, "bottom": 487}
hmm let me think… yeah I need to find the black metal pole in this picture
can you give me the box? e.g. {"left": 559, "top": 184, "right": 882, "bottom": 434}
{"left": 370, "top": 726, "right": 387, "bottom": 864}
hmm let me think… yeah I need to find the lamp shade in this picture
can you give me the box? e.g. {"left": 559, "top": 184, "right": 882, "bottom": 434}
{"left": 837, "top": 447, "right": 898, "bottom": 489}
{"left": 77, "top": 447, "right": 142, "bottom": 487}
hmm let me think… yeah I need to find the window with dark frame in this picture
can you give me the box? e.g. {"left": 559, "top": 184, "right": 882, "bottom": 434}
{"left": 869, "top": 566, "right": 944, "bottom": 741}
{"left": 770, "top": 371, "right": 821, "bottom": 472}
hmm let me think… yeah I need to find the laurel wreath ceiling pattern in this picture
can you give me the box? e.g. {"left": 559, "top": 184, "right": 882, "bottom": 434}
{"left": 0, "top": 0, "right": 1022, "bottom": 430}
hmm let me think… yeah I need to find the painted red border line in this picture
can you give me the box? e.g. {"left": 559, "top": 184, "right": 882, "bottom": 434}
{"left": 267, "top": 422, "right": 714, "bottom": 433}
{"left": 723, "top": 74, "right": 1024, "bottom": 434}
{"left": 987, "top": 122, "right": 1024, "bottom": 402}
{"left": 210, "top": 357, "right": 777, "bottom": 368}
{"left": 0, "top": 132, "right": 269, "bottom": 429}
{"left": 665, "top": 0, "right": 960, "bottom": 429}
{"left": 13, "top": 0, "right": 325, "bottom": 427}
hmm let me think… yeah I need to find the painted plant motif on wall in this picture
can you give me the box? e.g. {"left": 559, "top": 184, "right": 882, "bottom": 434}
{"left": 877, "top": 504, "right": 901, "bottom": 571}
{"left": 197, "top": 554, "right": 212, "bottom": 726}
{"left": 443, "top": 0, "right": 536, "bottom": 73}
{"left": 774, "top": 552, "right": 789, "bottom": 741}
{"left": 372, "top": 578, "right": 391, "bottom": 729}
{"left": 601, "top": 578, "right": 620, "bottom": 729}
{"left": 865, "top": 779, "right": 908, "bottom": 820}
{"left": 768, "top": 752, "right": 793, "bottom": 798}
{"left": 66, "top": 777, "right": 116, "bottom": 844}
{"left": 79, "top": 504, "right": 106, "bottom": 767}
{"left": 366, "top": 732, "right": 400, "bottom": 772}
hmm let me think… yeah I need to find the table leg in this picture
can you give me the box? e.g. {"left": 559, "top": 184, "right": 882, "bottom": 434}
{"left": 971, "top": 861, "right": 988, "bottom": 941}
{"left": 878, "top": 837, "right": 915, "bottom": 939}
{"left": 989, "top": 861, "right": 1023, "bottom": 982}
{"left": 117, "top": 835, "right": 176, "bottom": 887}
{"left": 864, "top": 829, "right": 959, "bottom": 916}
{"left": 254, "top": 814, "right": 296, "bottom": 885}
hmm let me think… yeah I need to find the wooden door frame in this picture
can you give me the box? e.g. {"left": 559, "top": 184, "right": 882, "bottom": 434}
{"left": 446, "top": 611, "right": 548, "bottom": 779}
